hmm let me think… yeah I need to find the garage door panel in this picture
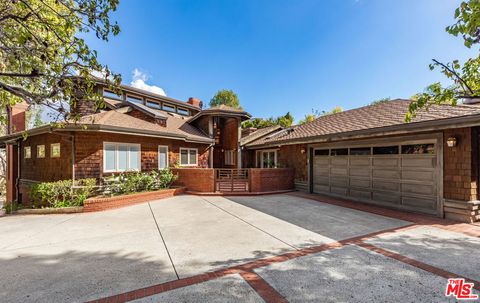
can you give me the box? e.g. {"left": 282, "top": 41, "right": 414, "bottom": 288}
{"left": 331, "top": 167, "right": 348, "bottom": 176}
{"left": 350, "top": 189, "right": 372, "bottom": 199}
{"left": 372, "top": 192, "right": 401, "bottom": 204}
{"left": 331, "top": 157, "right": 348, "bottom": 166}
{"left": 313, "top": 167, "right": 329, "bottom": 175}
{"left": 402, "top": 196, "right": 436, "bottom": 210}
{"left": 331, "top": 186, "right": 348, "bottom": 195}
{"left": 313, "top": 158, "right": 329, "bottom": 165}
{"left": 402, "top": 170, "right": 435, "bottom": 182}
{"left": 372, "top": 169, "right": 400, "bottom": 179}
{"left": 314, "top": 176, "right": 329, "bottom": 185}
{"left": 350, "top": 167, "right": 370, "bottom": 177}
{"left": 373, "top": 158, "right": 399, "bottom": 167}
{"left": 402, "top": 157, "right": 435, "bottom": 168}
{"left": 331, "top": 177, "right": 348, "bottom": 187}
{"left": 402, "top": 183, "right": 436, "bottom": 196}
{"left": 373, "top": 181, "right": 400, "bottom": 192}
{"left": 350, "top": 178, "right": 371, "bottom": 188}
{"left": 350, "top": 157, "right": 370, "bottom": 166}
{"left": 313, "top": 184, "right": 329, "bottom": 193}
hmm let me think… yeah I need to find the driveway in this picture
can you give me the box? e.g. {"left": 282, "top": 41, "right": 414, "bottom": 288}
{"left": 0, "top": 194, "right": 479, "bottom": 302}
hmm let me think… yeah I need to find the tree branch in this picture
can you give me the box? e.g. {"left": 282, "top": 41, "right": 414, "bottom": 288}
{"left": 432, "top": 59, "right": 474, "bottom": 94}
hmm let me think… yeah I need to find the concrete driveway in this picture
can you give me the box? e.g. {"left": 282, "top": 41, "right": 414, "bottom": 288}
{"left": 0, "top": 194, "right": 479, "bottom": 303}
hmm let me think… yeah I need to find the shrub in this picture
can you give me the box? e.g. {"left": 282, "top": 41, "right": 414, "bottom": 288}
{"left": 29, "top": 178, "right": 96, "bottom": 208}
{"left": 102, "top": 169, "right": 178, "bottom": 196}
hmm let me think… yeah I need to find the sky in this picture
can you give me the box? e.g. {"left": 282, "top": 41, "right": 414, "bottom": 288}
{"left": 84, "top": 0, "right": 477, "bottom": 122}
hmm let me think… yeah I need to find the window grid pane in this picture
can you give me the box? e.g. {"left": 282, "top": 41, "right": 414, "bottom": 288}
{"left": 105, "top": 144, "right": 116, "bottom": 171}
{"left": 129, "top": 145, "right": 140, "bottom": 170}
{"left": 159, "top": 146, "right": 168, "bottom": 169}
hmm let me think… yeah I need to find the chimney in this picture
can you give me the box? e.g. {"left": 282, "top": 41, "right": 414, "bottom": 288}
{"left": 187, "top": 97, "right": 203, "bottom": 109}
{"left": 7, "top": 102, "right": 28, "bottom": 134}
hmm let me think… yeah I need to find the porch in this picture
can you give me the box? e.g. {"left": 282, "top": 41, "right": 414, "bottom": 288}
{"left": 172, "top": 168, "right": 295, "bottom": 194}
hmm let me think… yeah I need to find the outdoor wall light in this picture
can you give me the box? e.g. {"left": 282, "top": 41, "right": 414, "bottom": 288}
{"left": 300, "top": 148, "right": 306, "bottom": 154}
{"left": 446, "top": 136, "right": 457, "bottom": 147}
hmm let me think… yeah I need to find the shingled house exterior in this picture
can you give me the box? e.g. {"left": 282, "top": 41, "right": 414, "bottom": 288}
{"left": 2, "top": 80, "right": 480, "bottom": 223}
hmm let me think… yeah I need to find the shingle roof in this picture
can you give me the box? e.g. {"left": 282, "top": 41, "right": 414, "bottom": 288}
{"left": 240, "top": 125, "right": 283, "bottom": 146}
{"left": 78, "top": 110, "right": 211, "bottom": 143}
{"left": 246, "top": 99, "right": 480, "bottom": 147}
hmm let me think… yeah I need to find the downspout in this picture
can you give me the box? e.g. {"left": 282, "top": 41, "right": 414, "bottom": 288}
{"left": 16, "top": 139, "right": 20, "bottom": 203}
{"left": 72, "top": 133, "right": 75, "bottom": 184}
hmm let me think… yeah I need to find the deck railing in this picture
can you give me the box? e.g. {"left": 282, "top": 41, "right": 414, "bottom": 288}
{"left": 214, "top": 169, "right": 249, "bottom": 192}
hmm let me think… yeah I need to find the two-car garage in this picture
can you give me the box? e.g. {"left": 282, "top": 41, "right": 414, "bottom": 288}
{"left": 311, "top": 134, "right": 442, "bottom": 215}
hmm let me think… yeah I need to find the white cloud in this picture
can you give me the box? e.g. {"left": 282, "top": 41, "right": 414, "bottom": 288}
{"left": 130, "top": 68, "right": 166, "bottom": 96}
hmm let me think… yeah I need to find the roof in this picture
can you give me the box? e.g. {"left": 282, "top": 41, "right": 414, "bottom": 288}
{"left": 246, "top": 99, "right": 480, "bottom": 147}
{"left": 77, "top": 110, "right": 211, "bottom": 143}
{"left": 240, "top": 125, "right": 283, "bottom": 146}
{"left": 188, "top": 105, "right": 251, "bottom": 123}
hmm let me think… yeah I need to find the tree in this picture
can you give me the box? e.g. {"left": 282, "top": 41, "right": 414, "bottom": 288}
{"left": 298, "top": 107, "right": 343, "bottom": 125}
{"left": 370, "top": 97, "right": 391, "bottom": 105}
{"left": 408, "top": 0, "right": 480, "bottom": 121}
{"left": 242, "top": 112, "right": 294, "bottom": 129}
{"left": 26, "top": 105, "right": 45, "bottom": 129}
{"left": 0, "top": 0, "right": 122, "bottom": 125}
{"left": 210, "top": 89, "right": 241, "bottom": 109}
{"left": 321, "top": 106, "right": 343, "bottom": 116}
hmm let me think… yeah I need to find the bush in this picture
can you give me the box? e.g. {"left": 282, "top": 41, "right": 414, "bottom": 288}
{"left": 102, "top": 169, "right": 178, "bottom": 196}
{"left": 29, "top": 178, "right": 96, "bottom": 208}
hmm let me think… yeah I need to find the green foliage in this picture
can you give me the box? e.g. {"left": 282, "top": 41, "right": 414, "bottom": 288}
{"left": 0, "top": 0, "right": 122, "bottom": 124}
{"left": 410, "top": 0, "right": 480, "bottom": 120}
{"left": 298, "top": 107, "right": 343, "bottom": 125}
{"left": 370, "top": 97, "right": 391, "bottom": 106}
{"left": 29, "top": 178, "right": 96, "bottom": 208}
{"left": 26, "top": 105, "right": 45, "bottom": 129}
{"left": 102, "top": 169, "right": 178, "bottom": 196}
{"left": 321, "top": 106, "right": 343, "bottom": 116}
{"left": 242, "top": 112, "right": 294, "bottom": 129}
{"left": 210, "top": 89, "right": 241, "bottom": 109}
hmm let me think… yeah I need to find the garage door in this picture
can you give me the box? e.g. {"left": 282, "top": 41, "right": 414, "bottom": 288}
{"left": 312, "top": 140, "right": 440, "bottom": 215}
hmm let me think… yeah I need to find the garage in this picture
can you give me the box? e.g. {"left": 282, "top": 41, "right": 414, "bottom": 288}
{"left": 311, "top": 135, "right": 442, "bottom": 215}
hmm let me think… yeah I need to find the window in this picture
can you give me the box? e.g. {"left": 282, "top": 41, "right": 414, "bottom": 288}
{"left": 50, "top": 143, "right": 61, "bottom": 158}
{"left": 162, "top": 103, "right": 175, "bottom": 112}
{"left": 126, "top": 95, "right": 143, "bottom": 104}
{"left": 261, "top": 150, "right": 277, "bottom": 168}
{"left": 158, "top": 146, "right": 169, "bottom": 169}
{"left": 146, "top": 100, "right": 161, "bottom": 109}
{"left": 103, "top": 142, "right": 141, "bottom": 172}
{"left": 225, "top": 150, "right": 235, "bottom": 166}
{"left": 180, "top": 148, "right": 197, "bottom": 166}
{"left": 373, "top": 146, "right": 399, "bottom": 155}
{"left": 314, "top": 149, "right": 329, "bottom": 156}
{"left": 24, "top": 146, "right": 31, "bottom": 159}
{"left": 103, "top": 89, "right": 122, "bottom": 100}
{"left": 350, "top": 147, "right": 371, "bottom": 156}
{"left": 331, "top": 148, "right": 348, "bottom": 156}
{"left": 177, "top": 108, "right": 189, "bottom": 116}
{"left": 37, "top": 145, "right": 45, "bottom": 158}
{"left": 401, "top": 144, "right": 435, "bottom": 154}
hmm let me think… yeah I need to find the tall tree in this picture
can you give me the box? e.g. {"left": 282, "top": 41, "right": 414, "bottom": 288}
{"left": 408, "top": 0, "right": 480, "bottom": 121}
{"left": 242, "top": 112, "right": 294, "bottom": 129}
{"left": 210, "top": 89, "right": 241, "bottom": 109}
{"left": 0, "top": 0, "right": 122, "bottom": 124}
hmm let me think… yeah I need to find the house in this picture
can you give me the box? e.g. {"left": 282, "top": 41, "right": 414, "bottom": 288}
{"left": 1, "top": 80, "right": 480, "bottom": 223}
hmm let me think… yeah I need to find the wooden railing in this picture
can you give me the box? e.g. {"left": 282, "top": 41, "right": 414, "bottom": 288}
{"left": 214, "top": 169, "right": 249, "bottom": 192}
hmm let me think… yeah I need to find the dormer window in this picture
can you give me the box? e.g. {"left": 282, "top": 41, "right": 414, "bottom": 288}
{"left": 146, "top": 100, "right": 161, "bottom": 109}
{"left": 177, "top": 107, "right": 189, "bottom": 116}
{"left": 127, "top": 95, "right": 144, "bottom": 104}
{"left": 103, "top": 89, "right": 122, "bottom": 100}
{"left": 162, "top": 103, "right": 175, "bottom": 112}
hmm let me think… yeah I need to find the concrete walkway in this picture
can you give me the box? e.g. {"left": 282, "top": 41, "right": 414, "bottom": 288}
{"left": 0, "top": 194, "right": 479, "bottom": 303}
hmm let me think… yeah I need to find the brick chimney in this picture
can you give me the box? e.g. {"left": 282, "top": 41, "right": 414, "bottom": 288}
{"left": 187, "top": 97, "right": 203, "bottom": 109}
{"left": 7, "top": 102, "right": 28, "bottom": 133}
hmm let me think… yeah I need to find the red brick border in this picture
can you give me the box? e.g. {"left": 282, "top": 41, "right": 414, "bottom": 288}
{"left": 83, "top": 187, "right": 185, "bottom": 212}
{"left": 239, "top": 270, "right": 288, "bottom": 303}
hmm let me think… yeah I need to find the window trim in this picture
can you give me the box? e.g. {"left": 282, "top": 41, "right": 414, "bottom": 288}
{"left": 50, "top": 143, "right": 61, "bottom": 158}
{"left": 126, "top": 94, "right": 144, "bottom": 104}
{"left": 179, "top": 147, "right": 198, "bottom": 166}
{"left": 162, "top": 103, "right": 176, "bottom": 112}
{"left": 24, "top": 146, "right": 31, "bottom": 159}
{"left": 158, "top": 145, "right": 169, "bottom": 169}
{"left": 103, "top": 88, "right": 122, "bottom": 100}
{"left": 103, "top": 142, "right": 141, "bottom": 173}
{"left": 37, "top": 145, "right": 45, "bottom": 158}
{"left": 177, "top": 107, "right": 189, "bottom": 116}
{"left": 260, "top": 149, "right": 277, "bottom": 168}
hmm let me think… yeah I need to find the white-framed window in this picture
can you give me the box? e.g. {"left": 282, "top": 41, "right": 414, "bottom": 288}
{"left": 158, "top": 145, "right": 169, "bottom": 169}
{"left": 180, "top": 148, "right": 197, "bottom": 166}
{"left": 103, "top": 142, "right": 141, "bottom": 172}
{"left": 261, "top": 150, "right": 277, "bottom": 168}
{"left": 162, "top": 103, "right": 176, "bottom": 112}
{"left": 224, "top": 150, "right": 235, "bottom": 166}
{"left": 37, "top": 145, "right": 45, "bottom": 158}
{"left": 126, "top": 94, "right": 144, "bottom": 104}
{"left": 50, "top": 143, "right": 61, "bottom": 158}
{"left": 24, "top": 146, "right": 31, "bottom": 159}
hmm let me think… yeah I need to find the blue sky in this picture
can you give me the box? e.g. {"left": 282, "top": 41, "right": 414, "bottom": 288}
{"left": 84, "top": 0, "right": 476, "bottom": 122}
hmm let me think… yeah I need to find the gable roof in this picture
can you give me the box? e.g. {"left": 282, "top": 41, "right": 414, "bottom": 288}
{"left": 246, "top": 99, "right": 480, "bottom": 147}
{"left": 188, "top": 105, "right": 251, "bottom": 123}
{"left": 240, "top": 125, "right": 283, "bottom": 146}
